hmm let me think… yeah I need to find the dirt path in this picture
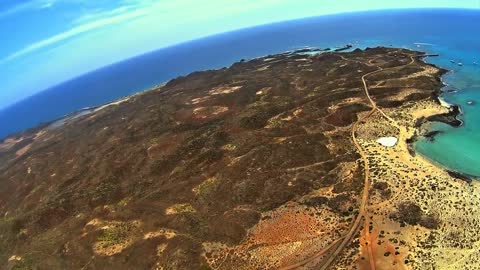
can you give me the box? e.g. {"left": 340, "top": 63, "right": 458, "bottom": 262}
{"left": 318, "top": 66, "right": 384, "bottom": 270}
{"left": 277, "top": 54, "right": 417, "bottom": 270}
{"left": 320, "top": 56, "right": 416, "bottom": 270}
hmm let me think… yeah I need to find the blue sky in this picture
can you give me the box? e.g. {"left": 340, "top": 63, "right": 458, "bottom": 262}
{"left": 0, "top": 0, "right": 479, "bottom": 109}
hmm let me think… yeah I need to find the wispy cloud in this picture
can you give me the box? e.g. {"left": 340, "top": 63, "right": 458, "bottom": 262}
{"left": 39, "top": 0, "right": 56, "bottom": 9}
{"left": 0, "top": 2, "right": 33, "bottom": 18}
{"left": 72, "top": 5, "right": 135, "bottom": 25}
{"left": 0, "top": 8, "right": 147, "bottom": 64}
{"left": 0, "top": 0, "right": 57, "bottom": 19}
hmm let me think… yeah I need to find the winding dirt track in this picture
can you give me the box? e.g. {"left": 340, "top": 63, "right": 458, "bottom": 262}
{"left": 318, "top": 55, "right": 416, "bottom": 270}
{"left": 318, "top": 66, "right": 386, "bottom": 270}
{"left": 279, "top": 53, "right": 417, "bottom": 270}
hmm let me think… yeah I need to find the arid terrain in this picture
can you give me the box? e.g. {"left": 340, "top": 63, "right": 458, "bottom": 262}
{"left": 1, "top": 47, "right": 479, "bottom": 270}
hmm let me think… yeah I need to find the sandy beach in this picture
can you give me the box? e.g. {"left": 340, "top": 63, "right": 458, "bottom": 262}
{"left": 347, "top": 83, "right": 480, "bottom": 269}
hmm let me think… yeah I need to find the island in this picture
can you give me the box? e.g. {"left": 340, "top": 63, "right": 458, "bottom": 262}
{"left": 1, "top": 47, "right": 479, "bottom": 270}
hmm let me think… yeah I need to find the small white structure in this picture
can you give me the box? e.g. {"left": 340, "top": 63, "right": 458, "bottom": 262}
{"left": 376, "top": 137, "right": 398, "bottom": 147}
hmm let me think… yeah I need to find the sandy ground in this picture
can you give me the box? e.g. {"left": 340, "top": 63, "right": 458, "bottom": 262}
{"left": 348, "top": 97, "right": 480, "bottom": 269}
{"left": 3, "top": 49, "right": 474, "bottom": 270}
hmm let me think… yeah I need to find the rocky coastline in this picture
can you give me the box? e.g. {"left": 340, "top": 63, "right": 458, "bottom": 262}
{"left": 1, "top": 47, "right": 479, "bottom": 269}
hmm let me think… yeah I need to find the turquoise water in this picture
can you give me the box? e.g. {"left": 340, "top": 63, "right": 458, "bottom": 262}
{"left": 414, "top": 59, "right": 480, "bottom": 177}
{"left": 407, "top": 42, "right": 480, "bottom": 177}
{"left": 351, "top": 37, "right": 480, "bottom": 176}
{"left": 357, "top": 40, "right": 480, "bottom": 177}
{"left": 1, "top": 9, "right": 479, "bottom": 176}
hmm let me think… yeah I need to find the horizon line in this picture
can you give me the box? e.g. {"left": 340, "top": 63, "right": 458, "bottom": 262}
{"left": 2, "top": 7, "right": 479, "bottom": 112}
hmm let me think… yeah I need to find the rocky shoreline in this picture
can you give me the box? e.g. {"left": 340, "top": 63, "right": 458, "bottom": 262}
{"left": 1, "top": 47, "right": 479, "bottom": 269}
{"left": 405, "top": 55, "right": 463, "bottom": 151}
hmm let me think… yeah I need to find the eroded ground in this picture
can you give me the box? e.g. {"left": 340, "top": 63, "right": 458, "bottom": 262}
{"left": 0, "top": 47, "right": 475, "bottom": 270}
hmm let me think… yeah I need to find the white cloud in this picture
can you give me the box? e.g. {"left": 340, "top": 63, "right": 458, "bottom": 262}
{"left": 0, "top": 2, "right": 33, "bottom": 18}
{"left": 0, "top": 0, "right": 57, "bottom": 18}
{"left": 0, "top": 0, "right": 181, "bottom": 64}
{"left": 39, "top": 0, "right": 56, "bottom": 9}
{"left": 0, "top": 8, "right": 147, "bottom": 63}
{"left": 72, "top": 5, "right": 134, "bottom": 25}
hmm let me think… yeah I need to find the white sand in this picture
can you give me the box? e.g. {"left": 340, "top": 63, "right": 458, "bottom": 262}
{"left": 438, "top": 97, "right": 453, "bottom": 108}
{"left": 376, "top": 137, "right": 398, "bottom": 147}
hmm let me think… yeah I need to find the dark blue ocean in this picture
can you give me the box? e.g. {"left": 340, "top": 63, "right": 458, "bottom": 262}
{"left": 1, "top": 9, "right": 480, "bottom": 176}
